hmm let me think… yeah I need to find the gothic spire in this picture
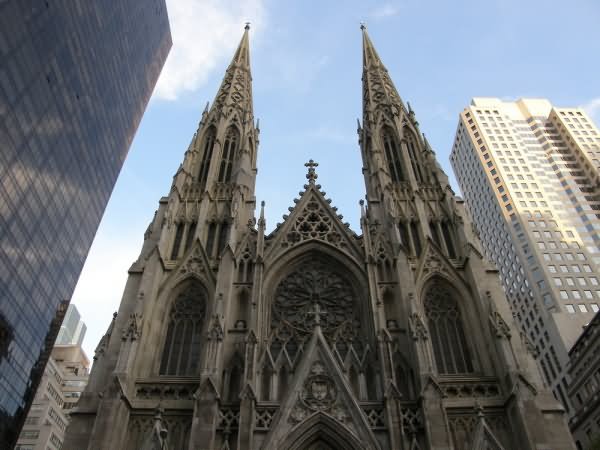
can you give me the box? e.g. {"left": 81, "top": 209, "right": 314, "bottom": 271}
{"left": 361, "top": 24, "right": 383, "bottom": 70}
{"left": 211, "top": 24, "right": 254, "bottom": 118}
{"left": 361, "top": 25, "right": 404, "bottom": 120}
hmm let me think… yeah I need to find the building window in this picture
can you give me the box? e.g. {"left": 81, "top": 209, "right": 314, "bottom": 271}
{"left": 405, "top": 131, "right": 425, "bottom": 183}
{"left": 218, "top": 126, "right": 239, "bottom": 183}
{"left": 171, "top": 223, "right": 185, "bottom": 260}
{"left": 160, "top": 282, "right": 206, "bottom": 376}
{"left": 198, "top": 126, "right": 216, "bottom": 189}
{"left": 382, "top": 127, "right": 405, "bottom": 182}
{"left": 424, "top": 282, "right": 474, "bottom": 375}
{"left": 185, "top": 221, "right": 197, "bottom": 251}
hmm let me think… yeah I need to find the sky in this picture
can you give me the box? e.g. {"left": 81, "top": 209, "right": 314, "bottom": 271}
{"left": 72, "top": 0, "right": 600, "bottom": 359}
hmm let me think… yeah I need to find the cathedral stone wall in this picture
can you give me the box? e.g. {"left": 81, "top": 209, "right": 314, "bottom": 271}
{"left": 63, "top": 25, "right": 575, "bottom": 450}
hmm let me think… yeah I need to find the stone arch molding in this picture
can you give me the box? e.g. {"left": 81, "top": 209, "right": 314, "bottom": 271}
{"left": 273, "top": 412, "right": 372, "bottom": 450}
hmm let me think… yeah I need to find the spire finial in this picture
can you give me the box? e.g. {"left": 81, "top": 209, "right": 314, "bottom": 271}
{"left": 305, "top": 159, "right": 319, "bottom": 184}
{"left": 245, "top": 22, "right": 251, "bottom": 30}
{"left": 360, "top": 22, "right": 366, "bottom": 30}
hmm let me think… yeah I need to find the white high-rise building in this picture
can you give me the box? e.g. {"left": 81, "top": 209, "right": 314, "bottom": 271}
{"left": 450, "top": 97, "right": 600, "bottom": 413}
{"left": 56, "top": 304, "right": 87, "bottom": 347}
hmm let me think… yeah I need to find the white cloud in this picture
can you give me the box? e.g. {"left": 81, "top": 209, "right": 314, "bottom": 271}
{"left": 71, "top": 231, "right": 143, "bottom": 359}
{"left": 155, "top": 0, "right": 266, "bottom": 100}
{"left": 369, "top": 3, "right": 401, "bottom": 19}
{"left": 583, "top": 97, "right": 600, "bottom": 125}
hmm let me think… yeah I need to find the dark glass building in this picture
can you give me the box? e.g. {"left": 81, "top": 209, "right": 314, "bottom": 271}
{"left": 0, "top": 1, "right": 171, "bottom": 446}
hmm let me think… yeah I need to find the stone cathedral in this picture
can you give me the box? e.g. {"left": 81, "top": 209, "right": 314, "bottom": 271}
{"left": 64, "top": 26, "right": 575, "bottom": 450}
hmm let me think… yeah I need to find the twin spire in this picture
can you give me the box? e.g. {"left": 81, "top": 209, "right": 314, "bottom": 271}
{"left": 210, "top": 24, "right": 403, "bottom": 117}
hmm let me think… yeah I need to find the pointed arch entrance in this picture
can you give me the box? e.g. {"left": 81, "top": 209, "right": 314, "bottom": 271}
{"left": 278, "top": 412, "right": 367, "bottom": 450}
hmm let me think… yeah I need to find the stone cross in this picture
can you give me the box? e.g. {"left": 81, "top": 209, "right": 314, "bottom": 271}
{"left": 307, "top": 302, "right": 327, "bottom": 326}
{"left": 305, "top": 159, "right": 319, "bottom": 183}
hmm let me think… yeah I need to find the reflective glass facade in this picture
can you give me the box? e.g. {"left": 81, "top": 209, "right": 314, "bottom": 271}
{"left": 0, "top": 1, "right": 171, "bottom": 446}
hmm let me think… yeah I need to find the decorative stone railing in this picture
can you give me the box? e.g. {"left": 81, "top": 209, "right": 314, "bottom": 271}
{"left": 134, "top": 379, "right": 199, "bottom": 400}
{"left": 438, "top": 378, "right": 502, "bottom": 399}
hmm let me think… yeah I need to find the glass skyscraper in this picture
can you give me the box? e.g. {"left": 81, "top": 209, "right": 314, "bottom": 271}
{"left": 0, "top": 1, "right": 171, "bottom": 446}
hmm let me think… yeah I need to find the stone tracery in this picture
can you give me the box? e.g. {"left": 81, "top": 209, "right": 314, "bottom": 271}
{"left": 271, "top": 258, "right": 359, "bottom": 338}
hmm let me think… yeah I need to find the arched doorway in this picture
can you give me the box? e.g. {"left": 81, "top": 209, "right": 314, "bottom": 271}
{"left": 277, "top": 412, "right": 368, "bottom": 450}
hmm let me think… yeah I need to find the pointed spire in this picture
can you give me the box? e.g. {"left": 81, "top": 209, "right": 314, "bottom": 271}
{"left": 361, "top": 25, "right": 404, "bottom": 117}
{"left": 361, "top": 24, "right": 384, "bottom": 70}
{"left": 230, "top": 23, "right": 251, "bottom": 68}
{"left": 211, "top": 25, "right": 253, "bottom": 116}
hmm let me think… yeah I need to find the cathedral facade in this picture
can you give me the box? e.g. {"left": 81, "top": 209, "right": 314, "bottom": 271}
{"left": 64, "top": 26, "right": 575, "bottom": 450}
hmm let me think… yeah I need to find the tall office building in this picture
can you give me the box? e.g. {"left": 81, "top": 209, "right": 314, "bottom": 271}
{"left": 56, "top": 305, "right": 86, "bottom": 347}
{"left": 15, "top": 344, "right": 90, "bottom": 450}
{"left": 0, "top": 1, "right": 171, "bottom": 447}
{"left": 450, "top": 97, "right": 600, "bottom": 412}
{"left": 63, "top": 28, "right": 574, "bottom": 450}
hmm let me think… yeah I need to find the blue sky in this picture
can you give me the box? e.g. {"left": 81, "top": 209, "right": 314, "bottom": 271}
{"left": 72, "top": 0, "right": 600, "bottom": 358}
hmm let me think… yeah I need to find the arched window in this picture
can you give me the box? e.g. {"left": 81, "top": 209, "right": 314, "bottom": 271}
{"left": 184, "top": 221, "right": 197, "bottom": 252}
{"left": 410, "top": 221, "right": 422, "bottom": 256}
{"left": 170, "top": 223, "right": 184, "bottom": 260}
{"left": 424, "top": 283, "right": 473, "bottom": 374}
{"left": 206, "top": 222, "right": 217, "bottom": 257}
{"left": 405, "top": 131, "right": 425, "bottom": 184}
{"left": 198, "top": 126, "right": 216, "bottom": 190}
{"left": 160, "top": 283, "right": 206, "bottom": 376}
{"left": 429, "top": 221, "right": 442, "bottom": 248}
{"left": 218, "top": 127, "right": 239, "bottom": 183}
{"left": 382, "top": 127, "right": 405, "bottom": 183}
{"left": 441, "top": 220, "right": 457, "bottom": 259}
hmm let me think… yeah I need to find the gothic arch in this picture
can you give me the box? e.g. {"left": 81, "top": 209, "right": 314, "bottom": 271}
{"left": 421, "top": 277, "right": 476, "bottom": 375}
{"left": 275, "top": 412, "right": 367, "bottom": 450}
{"left": 218, "top": 125, "right": 240, "bottom": 183}
{"left": 403, "top": 126, "right": 426, "bottom": 184}
{"left": 263, "top": 244, "right": 370, "bottom": 341}
{"left": 158, "top": 278, "right": 208, "bottom": 376}
{"left": 197, "top": 125, "right": 217, "bottom": 189}
{"left": 380, "top": 125, "right": 405, "bottom": 183}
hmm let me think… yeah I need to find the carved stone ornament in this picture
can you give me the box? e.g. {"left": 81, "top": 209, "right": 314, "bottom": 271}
{"left": 299, "top": 361, "right": 337, "bottom": 411}
{"left": 272, "top": 259, "right": 358, "bottom": 338}
{"left": 289, "top": 361, "right": 348, "bottom": 425}
{"left": 489, "top": 311, "right": 511, "bottom": 339}
{"left": 122, "top": 313, "right": 142, "bottom": 341}
{"left": 179, "top": 247, "right": 206, "bottom": 276}
{"left": 409, "top": 312, "right": 428, "bottom": 341}
{"left": 421, "top": 252, "right": 451, "bottom": 278}
{"left": 208, "top": 314, "right": 224, "bottom": 341}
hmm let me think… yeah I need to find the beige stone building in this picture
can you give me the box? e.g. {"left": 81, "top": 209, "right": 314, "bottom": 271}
{"left": 450, "top": 98, "right": 600, "bottom": 414}
{"left": 568, "top": 311, "right": 600, "bottom": 449}
{"left": 15, "top": 345, "right": 89, "bottom": 450}
{"left": 63, "top": 27, "right": 575, "bottom": 449}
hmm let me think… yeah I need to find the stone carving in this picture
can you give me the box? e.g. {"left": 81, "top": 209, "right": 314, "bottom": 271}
{"left": 272, "top": 259, "right": 358, "bottom": 338}
{"left": 122, "top": 313, "right": 142, "bottom": 341}
{"left": 179, "top": 247, "right": 206, "bottom": 277}
{"left": 363, "top": 406, "right": 386, "bottom": 429}
{"left": 489, "top": 311, "right": 511, "bottom": 339}
{"left": 135, "top": 381, "right": 199, "bottom": 400}
{"left": 284, "top": 194, "right": 349, "bottom": 249}
{"left": 409, "top": 312, "right": 428, "bottom": 341}
{"left": 400, "top": 404, "right": 423, "bottom": 431}
{"left": 439, "top": 380, "right": 501, "bottom": 399}
{"left": 217, "top": 407, "right": 240, "bottom": 431}
{"left": 94, "top": 312, "right": 117, "bottom": 360}
{"left": 289, "top": 361, "right": 348, "bottom": 424}
{"left": 421, "top": 252, "right": 452, "bottom": 278}
{"left": 208, "top": 314, "right": 224, "bottom": 341}
{"left": 125, "top": 414, "right": 191, "bottom": 450}
{"left": 519, "top": 332, "right": 538, "bottom": 357}
{"left": 300, "top": 361, "right": 337, "bottom": 411}
{"left": 255, "top": 406, "right": 278, "bottom": 430}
